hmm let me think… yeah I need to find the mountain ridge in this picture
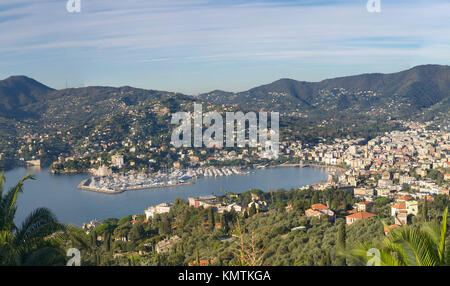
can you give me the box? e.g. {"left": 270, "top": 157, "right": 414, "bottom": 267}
{"left": 0, "top": 64, "right": 449, "bottom": 132}
{"left": 198, "top": 64, "right": 450, "bottom": 115}
{"left": 0, "top": 75, "right": 54, "bottom": 117}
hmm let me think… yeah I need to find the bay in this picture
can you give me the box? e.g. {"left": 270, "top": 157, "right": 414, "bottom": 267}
{"left": 4, "top": 166, "right": 328, "bottom": 226}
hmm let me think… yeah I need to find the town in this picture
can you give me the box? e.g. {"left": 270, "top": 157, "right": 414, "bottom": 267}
{"left": 77, "top": 121, "right": 448, "bottom": 265}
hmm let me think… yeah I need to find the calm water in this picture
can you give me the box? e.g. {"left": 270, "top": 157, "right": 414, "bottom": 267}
{"left": 4, "top": 166, "right": 328, "bottom": 226}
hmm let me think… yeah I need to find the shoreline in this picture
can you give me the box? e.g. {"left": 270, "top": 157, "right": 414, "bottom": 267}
{"left": 268, "top": 162, "right": 345, "bottom": 174}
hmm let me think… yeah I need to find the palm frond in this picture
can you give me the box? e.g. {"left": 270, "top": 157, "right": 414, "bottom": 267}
{"left": 54, "top": 225, "right": 93, "bottom": 251}
{"left": 438, "top": 207, "right": 447, "bottom": 264}
{"left": 14, "top": 207, "right": 63, "bottom": 245}
{"left": 0, "top": 174, "right": 34, "bottom": 231}
{"left": 22, "top": 247, "right": 66, "bottom": 266}
{"left": 386, "top": 226, "right": 439, "bottom": 266}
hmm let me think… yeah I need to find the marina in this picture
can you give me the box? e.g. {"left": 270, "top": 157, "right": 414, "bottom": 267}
{"left": 78, "top": 166, "right": 249, "bottom": 194}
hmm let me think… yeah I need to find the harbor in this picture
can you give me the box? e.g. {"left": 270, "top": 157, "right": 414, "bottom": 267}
{"left": 78, "top": 166, "right": 249, "bottom": 194}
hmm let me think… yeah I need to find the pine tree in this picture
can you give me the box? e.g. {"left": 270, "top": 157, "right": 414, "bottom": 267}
{"left": 249, "top": 203, "right": 257, "bottom": 216}
{"left": 208, "top": 207, "right": 215, "bottom": 230}
{"left": 105, "top": 232, "right": 111, "bottom": 252}
{"left": 221, "top": 214, "right": 229, "bottom": 234}
{"left": 336, "top": 222, "right": 347, "bottom": 266}
{"left": 91, "top": 230, "right": 97, "bottom": 248}
{"left": 312, "top": 191, "right": 320, "bottom": 204}
{"left": 422, "top": 196, "right": 428, "bottom": 221}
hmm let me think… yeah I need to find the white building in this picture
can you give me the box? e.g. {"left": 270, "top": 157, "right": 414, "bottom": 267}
{"left": 145, "top": 203, "right": 172, "bottom": 219}
{"left": 111, "top": 154, "right": 124, "bottom": 168}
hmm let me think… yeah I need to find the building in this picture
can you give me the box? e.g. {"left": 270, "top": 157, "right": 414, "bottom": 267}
{"left": 248, "top": 200, "right": 268, "bottom": 212}
{"left": 354, "top": 201, "right": 373, "bottom": 212}
{"left": 345, "top": 211, "right": 376, "bottom": 225}
{"left": 156, "top": 235, "right": 182, "bottom": 253}
{"left": 305, "top": 203, "right": 335, "bottom": 221}
{"left": 381, "top": 171, "right": 391, "bottom": 180}
{"left": 188, "top": 258, "right": 215, "bottom": 266}
{"left": 353, "top": 187, "right": 374, "bottom": 197}
{"left": 226, "top": 203, "right": 243, "bottom": 213}
{"left": 444, "top": 173, "right": 450, "bottom": 181}
{"left": 188, "top": 195, "right": 220, "bottom": 209}
{"left": 378, "top": 179, "right": 393, "bottom": 188}
{"left": 82, "top": 219, "right": 102, "bottom": 233}
{"left": 391, "top": 200, "right": 418, "bottom": 217}
{"left": 217, "top": 203, "right": 244, "bottom": 214}
{"left": 145, "top": 203, "right": 172, "bottom": 219}
{"left": 111, "top": 154, "right": 124, "bottom": 168}
{"left": 91, "top": 165, "right": 112, "bottom": 177}
{"left": 394, "top": 211, "right": 408, "bottom": 225}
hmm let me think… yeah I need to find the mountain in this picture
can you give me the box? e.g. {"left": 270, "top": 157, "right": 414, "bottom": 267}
{"left": 198, "top": 65, "right": 450, "bottom": 118}
{"left": 1, "top": 65, "right": 449, "bottom": 142}
{"left": 0, "top": 66, "right": 448, "bottom": 169}
{"left": 0, "top": 75, "right": 54, "bottom": 117}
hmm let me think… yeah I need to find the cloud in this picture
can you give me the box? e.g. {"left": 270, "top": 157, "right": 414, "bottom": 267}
{"left": 0, "top": 0, "right": 449, "bottom": 92}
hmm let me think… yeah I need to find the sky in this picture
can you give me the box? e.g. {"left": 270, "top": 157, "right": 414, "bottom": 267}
{"left": 0, "top": 0, "right": 449, "bottom": 94}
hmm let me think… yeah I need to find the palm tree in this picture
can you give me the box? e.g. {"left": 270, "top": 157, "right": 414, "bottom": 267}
{"left": 347, "top": 207, "right": 448, "bottom": 266}
{"left": 0, "top": 171, "right": 65, "bottom": 265}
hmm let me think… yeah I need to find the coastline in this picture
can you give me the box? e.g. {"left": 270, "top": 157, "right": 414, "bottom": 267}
{"left": 268, "top": 162, "right": 345, "bottom": 174}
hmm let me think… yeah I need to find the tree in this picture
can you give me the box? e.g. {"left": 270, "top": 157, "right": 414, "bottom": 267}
{"left": 104, "top": 232, "right": 111, "bottom": 252}
{"left": 221, "top": 214, "right": 230, "bottom": 234}
{"left": 0, "top": 172, "right": 65, "bottom": 265}
{"left": 129, "top": 223, "right": 145, "bottom": 242}
{"left": 248, "top": 203, "right": 257, "bottom": 217}
{"left": 311, "top": 192, "right": 320, "bottom": 204}
{"left": 208, "top": 207, "right": 215, "bottom": 230}
{"left": 422, "top": 197, "right": 429, "bottom": 222}
{"left": 159, "top": 217, "right": 170, "bottom": 236}
{"left": 336, "top": 222, "right": 347, "bottom": 266}
{"left": 90, "top": 230, "right": 98, "bottom": 247}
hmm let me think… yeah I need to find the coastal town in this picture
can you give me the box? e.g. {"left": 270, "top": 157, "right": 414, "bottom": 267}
{"left": 80, "top": 121, "right": 449, "bottom": 258}
{"left": 1, "top": 0, "right": 450, "bottom": 270}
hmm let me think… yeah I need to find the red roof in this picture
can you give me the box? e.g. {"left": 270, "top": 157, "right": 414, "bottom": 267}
{"left": 392, "top": 203, "right": 406, "bottom": 209}
{"left": 357, "top": 201, "right": 373, "bottom": 205}
{"left": 346, "top": 211, "right": 376, "bottom": 220}
{"left": 384, "top": 224, "right": 400, "bottom": 233}
{"left": 311, "top": 203, "right": 328, "bottom": 210}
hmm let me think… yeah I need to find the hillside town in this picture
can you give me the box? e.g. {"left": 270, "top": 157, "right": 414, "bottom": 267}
{"left": 78, "top": 122, "right": 449, "bottom": 257}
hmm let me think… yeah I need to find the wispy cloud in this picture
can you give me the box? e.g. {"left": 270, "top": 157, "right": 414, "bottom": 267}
{"left": 0, "top": 0, "right": 449, "bottom": 93}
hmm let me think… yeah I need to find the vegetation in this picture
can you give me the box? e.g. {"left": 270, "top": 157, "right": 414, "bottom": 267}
{"left": 0, "top": 173, "right": 448, "bottom": 266}
{"left": 0, "top": 172, "right": 65, "bottom": 265}
{"left": 348, "top": 207, "right": 448, "bottom": 266}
